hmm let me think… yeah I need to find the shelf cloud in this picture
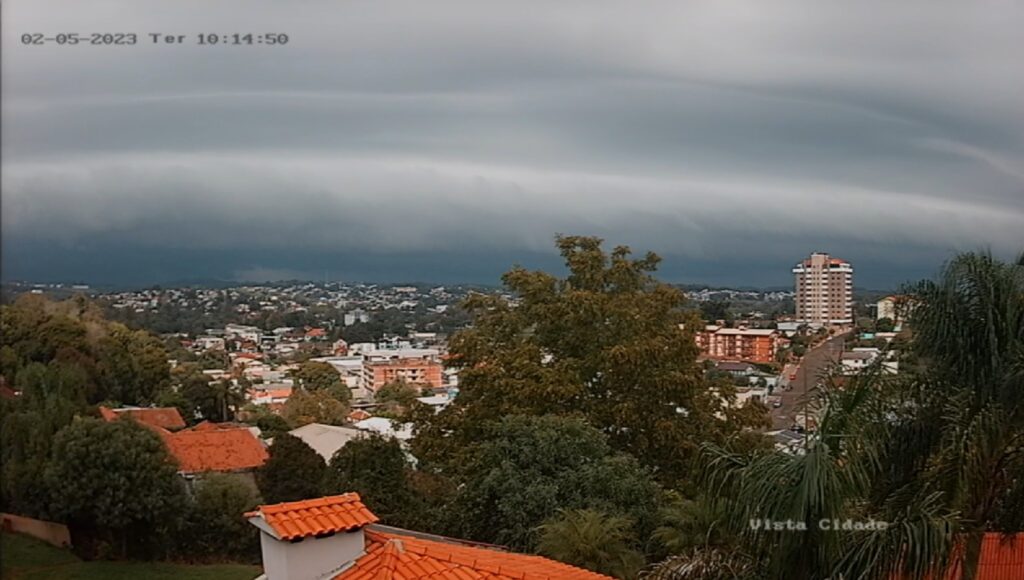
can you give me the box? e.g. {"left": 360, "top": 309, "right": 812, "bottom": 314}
{"left": 3, "top": 0, "right": 1022, "bottom": 287}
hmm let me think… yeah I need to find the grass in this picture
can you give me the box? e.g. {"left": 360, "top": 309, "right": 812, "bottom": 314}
{"left": 1, "top": 532, "right": 261, "bottom": 580}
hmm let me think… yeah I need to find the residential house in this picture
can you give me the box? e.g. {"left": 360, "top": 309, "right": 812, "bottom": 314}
{"left": 715, "top": 361, "right": 759, "bottom": 377}
{"left": 246, "top": 494, "right": 612, "bottom": 580}
{"left": 98, "top": 406, "right": 186, "bottom": 431}
{"left": 101, "top": 407, "right": 268, "bottom": 488}
{"left": 840, "top": 348, "right": 899, "bottom": 375}
{"left": 354, "top": 417, "right": 413, "bottom": 442}
{"left": 161, "top": 422, "right": 268, "bottom": 488}
{"left": 876, "top": 295, "right": 914, "bottom": 329}
{"left": 194, "top": 336, "right": 226, "bottom": 351}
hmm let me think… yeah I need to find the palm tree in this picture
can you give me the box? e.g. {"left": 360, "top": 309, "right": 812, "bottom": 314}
{"left": 537, "top": 508, "right": 646, "bottom": 579}
{"left": 640, "top": 548, "right": 757, "bottom": 580}
{"left": 652, "top": 495, "right": 734, "bottom": 555}
{"left": 649, "top": 251, "right": 1024, "bottom": 580}
{"left": 903, "top": 251, "right": 1024, "bottom": 577}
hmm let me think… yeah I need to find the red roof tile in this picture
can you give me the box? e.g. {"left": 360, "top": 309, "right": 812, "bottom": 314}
{"left": 99, "top": 406, "right": 118, "bottom": 422}
{"left": 348, "top": 409, "right": 373, "bottom": 421}
{"left": 935, "top": 534, "right": 1024, "bottom": 580}
{"left": 164, "top": 426, "right": 268, "bottom": 474}
{"left": 893, "top": 534, "right": 1024, "bottom": 580}
{"left": 99, "top": 406, "right": 186, "bottom": 430}
{"left": 247, "top": 493, "right": 379, "bottom": 541}
{"left": 337, "top": 529, "right": 613, "bottom": 580}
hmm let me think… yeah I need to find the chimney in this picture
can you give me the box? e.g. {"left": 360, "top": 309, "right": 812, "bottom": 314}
{"left": 247, "top": 494, "right": 378, "bottom": 580}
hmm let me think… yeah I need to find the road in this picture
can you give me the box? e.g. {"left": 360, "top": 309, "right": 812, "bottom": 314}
{"left": 770, "top": 333, "right": 848, "bottom": 430}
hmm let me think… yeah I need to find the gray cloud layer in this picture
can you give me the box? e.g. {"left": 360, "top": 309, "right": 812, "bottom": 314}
{"left": 2, "top": 1, "right": 1022, "bottom": 287}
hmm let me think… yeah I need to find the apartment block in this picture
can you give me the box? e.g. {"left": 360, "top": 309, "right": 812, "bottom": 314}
{"left": 362, "top": 357, "right": 443, "bottom": 392}
{"left": 697, "top": 325, "right": 780, "bottom": 363}
{"left": 793, "top": 252, "right": 853, "bottom": 325}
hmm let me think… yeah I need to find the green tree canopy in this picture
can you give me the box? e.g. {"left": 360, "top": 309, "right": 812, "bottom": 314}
{"left": 538, "top": 508, "right": 645, "bottom": 580}
{"left": 291, "top": 361, "right": 351, "bottom": 405}
{"left": 45, "top": 418, "right": 186, "bottom": 558}
{"left": 177, "top": 473, "right": 260, "bottom": 562}
{"left": 444, "top": 414, "right": 663, "bottom": 552}
{"left": 324, "top": 435, "right": 423, "bottom": 528}
{"left": 413, "top": 236, "right": 761, "bottom": 483}
{"left": 374, "top": 379, "right": 419, "bottom": 417}
{"left": 257, "top": 433, "right": 326, "bottom": 504}
{"left": 282, "top": 388, "right": 349, "bottom": 427}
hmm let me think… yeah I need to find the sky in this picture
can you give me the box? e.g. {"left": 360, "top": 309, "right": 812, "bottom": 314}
{"left": 2, "top": 1, "right": 1022, "bottom": 290}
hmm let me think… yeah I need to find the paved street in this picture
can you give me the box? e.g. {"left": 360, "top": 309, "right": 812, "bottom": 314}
{"left": 770, "top": 333, "right": 848, "bottom": 429}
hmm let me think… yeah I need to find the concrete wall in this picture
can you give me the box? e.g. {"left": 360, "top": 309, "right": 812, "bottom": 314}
{"left": 260, "top": 529, "right": 364, "bottom": 580}
{"left": 1, "top": 513, "right": 72, "bottom": 548}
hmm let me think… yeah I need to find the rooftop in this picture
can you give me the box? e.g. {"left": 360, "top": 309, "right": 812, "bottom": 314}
{"left": 98, "top": 406, "right": 186, "bottom": 431}
{"left": 246, "top": 493, "right": 379, "bottom": 541}
{"left": 285, "top": 423, "right": 367, "bottom": 462}
{"left": 164, "top": 425, "right": 268, "bottom": 474}
{"left": 338, "top": 529, "right": 613, "bottom": 580}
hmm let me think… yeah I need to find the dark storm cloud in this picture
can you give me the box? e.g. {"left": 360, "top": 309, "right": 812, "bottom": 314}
{"left": 2, "top": 0, "right": 1022, "bottom": 287}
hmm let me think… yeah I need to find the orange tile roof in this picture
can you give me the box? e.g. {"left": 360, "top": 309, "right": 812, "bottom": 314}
{"left": 247, "top": 493, "right": 379, "bottom": 541}
{"left": 99, "top": 406, "right": 186, "bottom": 430}
{"left": 348, "top": 409, "right": 373, "bottom": 421}
{"left": 164, "top": 426, "right": 268, "bottom": 474}
{"left": 337, "top": 529, "right": 613, "bottom": 580}
{"left": 911, "top": 533, "right": 1024, "bottom": 580}
{"left": 188, "top": 420, "right": 250, "bottom": 432}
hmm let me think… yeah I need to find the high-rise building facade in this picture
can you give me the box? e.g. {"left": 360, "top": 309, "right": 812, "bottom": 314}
{"left": 793, "top": 252, "right": 853, "bottom": 325}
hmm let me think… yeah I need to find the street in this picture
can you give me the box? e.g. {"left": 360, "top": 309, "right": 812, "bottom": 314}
{"left": 770, "top": 332, "right": 848, "bottom": 430}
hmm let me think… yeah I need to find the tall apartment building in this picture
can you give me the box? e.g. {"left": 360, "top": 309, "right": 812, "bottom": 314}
{"left": 793, "top": 252, "right": 854, "bottom": 325}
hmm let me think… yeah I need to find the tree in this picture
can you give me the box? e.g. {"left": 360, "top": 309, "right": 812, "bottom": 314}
{"left": 538, "top": 509, "right": 645, "bottom": 579}
{"left": 178, "top": 372, "right": 242, "bottom": 423}
{"left": 443, "top": 415, "right": 663, "bottom": 552}
{"left": 324, "top": 435, "right": 422, "bottom": 527}
{"left": 243, "top": 405, "right": 291, "bottom": 439}
{"left": 652, "top": 495, "right": 735, "bottom": 555}
{"left": 292, "top": 361, "right": 351, "bottom": 405}
{"left": 374, "top": 379, "right": 419, "bottom": 417}
{"left": 282, "top": 389, "right": 349, "bottom": 427}
{"left": 900, "top": 251, "right": 1024, "bottom": 575}
{"left": 413, "top": 236, "right": 756, "bottom": 483}
{"left": 875, "top": 317, "right": 896, "bottom": 333}
{"left": 178, "top": 474, "right": 260, "bottom": 562}
{"left": 690, "top": 367, "right": 959, "bottom": 580}
{"left": 45, "top": 418, "right": 187, "bottom": 558}
{"left": 698, "top": 300, "right": 732, "bottom": 324}
{"left": 257, "top": 433, "right": 326, "bottom": 504}
{"left": 654, "top": 251, "right": 1024, "bottom": 580}
{"left": 155, "top": 388, "right": 193, "bottom": 425}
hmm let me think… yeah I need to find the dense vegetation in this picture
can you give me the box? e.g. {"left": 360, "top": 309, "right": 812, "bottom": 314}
{"left": 2, "top": 238, "right": 1020, "bottom": 580}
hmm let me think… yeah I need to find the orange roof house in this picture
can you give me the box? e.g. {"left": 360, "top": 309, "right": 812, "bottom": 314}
{"left": 99, "top": 405, "right": 187, "bottom": 431}
{"left": 246, "top": 494, "right": 379, "bottom": 541}
{"left": 343, "top": 529, "right": 612, "bottom": 580}
{"left": 348, "top": 408, "right": 373, "bottom": 422}
{"left": 305, "top": 327, "right": 327, "bottom": 339}
{"left": 247, "top": 493, "right": 612, "bottom": 580}
{"left": 163, "top": 425, "right": 268, "bottom": 474}
{"left": 900, "top": 533, "right": 1024, "bottom": 580}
